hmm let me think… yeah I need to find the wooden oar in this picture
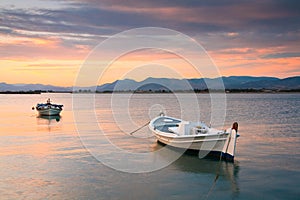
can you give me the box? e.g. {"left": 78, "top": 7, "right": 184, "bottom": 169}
{"left": 129, "top": 121, "right": 150, "bottom": 135}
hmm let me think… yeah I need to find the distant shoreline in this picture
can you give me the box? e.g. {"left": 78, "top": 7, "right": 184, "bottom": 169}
{"left": 1, "top": 89, "right": 299, "bottom": 94}
{"left": 0, "top": 91, "right": 72, "bottom": 94}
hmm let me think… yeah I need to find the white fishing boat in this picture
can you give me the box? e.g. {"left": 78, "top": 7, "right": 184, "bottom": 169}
{"left": 35, "top": 98, "right": 63, "bottom": 116}
{"left": 149, "top": 114, "right": 239, "bottom": 161}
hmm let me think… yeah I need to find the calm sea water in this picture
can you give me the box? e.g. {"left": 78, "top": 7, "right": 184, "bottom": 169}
{"left": 0, "top": 93, "right": 299, "bottom": 199}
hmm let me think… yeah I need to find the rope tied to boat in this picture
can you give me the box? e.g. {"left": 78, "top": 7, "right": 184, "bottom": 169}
{"left": 206, "top": 122, "right": 238, "bottom": 199}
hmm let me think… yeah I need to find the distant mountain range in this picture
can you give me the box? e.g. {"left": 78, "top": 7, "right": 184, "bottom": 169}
{"left": 1, "top": 76, "right": 299, "bottom": 92}
{"left": 0, "top": 82, "right": 72, "bottom": 92}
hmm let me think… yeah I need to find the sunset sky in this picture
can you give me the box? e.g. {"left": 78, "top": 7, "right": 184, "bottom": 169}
{"left": 0, "top": 0, "right": 299, "bottom": 86}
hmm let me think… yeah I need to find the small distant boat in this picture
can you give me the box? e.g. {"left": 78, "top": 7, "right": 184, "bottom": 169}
{"left": 35, "top": 98, "right": 63, "bottom": 116}
{"left": 149, "top": 114, "right": 239, "bottom": 161}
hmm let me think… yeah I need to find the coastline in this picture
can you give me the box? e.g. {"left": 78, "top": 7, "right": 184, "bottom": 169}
{"left": 1, "top": 89, "right": 299, "bottom": 94}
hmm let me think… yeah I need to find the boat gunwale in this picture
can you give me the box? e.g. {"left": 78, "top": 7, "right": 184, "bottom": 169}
{"left": 155, "top": 134, "right": 228, "bottom": 143}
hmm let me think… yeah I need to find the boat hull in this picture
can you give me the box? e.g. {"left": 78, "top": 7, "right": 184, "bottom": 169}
{"left": 37, "top": 108, "right": 62, "bottom": 116}
{"left": 154, "top": 132, "right": 227, "bottom": 152}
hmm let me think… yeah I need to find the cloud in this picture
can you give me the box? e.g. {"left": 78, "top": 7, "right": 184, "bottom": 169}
{"left": 14, "top": 65, "right": 77, "bottom": 72}
{"left": 72, "top": 0, "right": 300, "bottom": 31}
{"left": 1, "top": 0, "right": 299, "bottom": 50}
{"left": 262, "top": 52, "right": 300, "bottom": 59}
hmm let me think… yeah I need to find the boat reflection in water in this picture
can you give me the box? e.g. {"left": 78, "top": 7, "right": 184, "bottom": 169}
{"left": 36, "top": 115, "right": 62, "bottom": 132}
{"left": 37, "top": 115, "right": 61, "bottom": 123}
{"left": 38, "top": 115, "right": 61, "bottom": 122}
{"left": 174, "top": 154, "right": 239, "bottom": 195}
{"left": 151, "top": 142, "right": 240, "bottom": 197}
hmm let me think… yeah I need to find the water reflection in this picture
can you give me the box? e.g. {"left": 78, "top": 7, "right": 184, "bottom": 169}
{"left": 37, "top": 115, "right": 61, "bottom": 122}
{"left": 36, "top": 115, "right": 62, "bottom": 132}
{"left": 149, "top": 142, "right": 240, "bottom": 196}
{"left": 172, "top": 154, "right": 240, "bottom": 195}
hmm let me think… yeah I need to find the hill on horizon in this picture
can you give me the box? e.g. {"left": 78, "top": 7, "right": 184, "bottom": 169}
{"left": 0, "top": 76, "right": 299, "bottom": 92}
{"left": 95, "top": 76, "right": 300, "bottom": 92}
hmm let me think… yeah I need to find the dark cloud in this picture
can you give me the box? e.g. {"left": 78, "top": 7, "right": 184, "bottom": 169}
{"left": 0, "top": 0, "right": 299, "bottom": 51}
{"left": 262, "top": 52, "right": 300, "bottom": 59}
{"left": 69, "top": 0, "right": 250, "bottom": 8}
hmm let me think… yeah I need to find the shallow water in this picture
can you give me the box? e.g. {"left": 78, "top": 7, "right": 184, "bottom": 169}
{"left": 0, "top": 93, "right": 299, "bottom": 199}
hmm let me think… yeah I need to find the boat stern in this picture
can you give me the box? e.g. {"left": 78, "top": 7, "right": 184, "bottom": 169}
{"left": 221, "top": 122, "right": 239, "bottom": 162}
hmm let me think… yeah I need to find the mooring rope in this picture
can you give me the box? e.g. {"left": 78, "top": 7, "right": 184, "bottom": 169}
{"left": 205, "top": 130, "right": 232, "bottom": 199}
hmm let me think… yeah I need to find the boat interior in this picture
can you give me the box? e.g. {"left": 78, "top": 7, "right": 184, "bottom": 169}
{"left": 153, "top": 117, "right": 210, "bottom": 135}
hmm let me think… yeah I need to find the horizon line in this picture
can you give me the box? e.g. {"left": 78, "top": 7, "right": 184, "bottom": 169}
{"left": 1, "top": 75, "right": 299, "bottom": 88}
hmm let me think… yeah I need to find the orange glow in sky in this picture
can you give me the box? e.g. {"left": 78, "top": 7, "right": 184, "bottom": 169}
{"left": 0, "top": 0, "right": 299, "bottom": 86}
